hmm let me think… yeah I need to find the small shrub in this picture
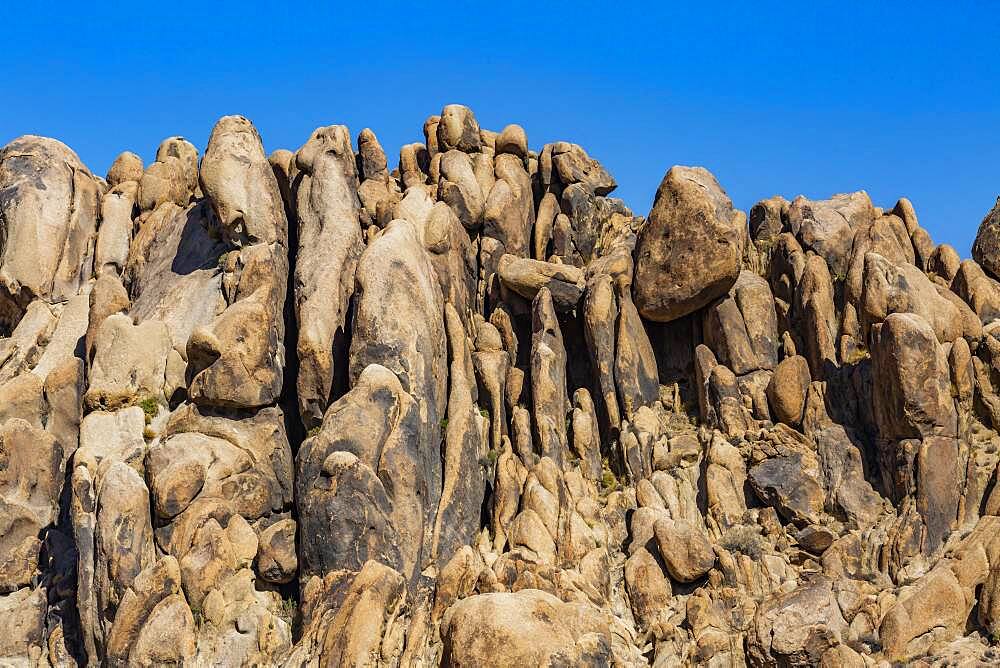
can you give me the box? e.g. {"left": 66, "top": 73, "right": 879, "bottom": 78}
{"left": 137, "top": 396, "right": 158, "bottom": 424}
{"left": 720, "top": 526, "right": 765, "bottom": 560}
{"left": 480, "top": 449, "right": 500, "bottom": 468}
{"left": 754, "top": 238, "right": 774, "bottom": 255}
{"left": 439, "top": 417, "right": 449, "bottom": 430}
{"left": 600, "top": 457, "right": 618, "bottom": 494}
{"left": 277, "top": 596, "right": 296, "bottom": 626}
{"left": 306, "top": 425, "right": 321, "bottom": 438}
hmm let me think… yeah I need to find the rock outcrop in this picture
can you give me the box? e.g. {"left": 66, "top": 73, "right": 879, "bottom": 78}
{"left": 1, "top": 105, "right": 999, "bottom": 667}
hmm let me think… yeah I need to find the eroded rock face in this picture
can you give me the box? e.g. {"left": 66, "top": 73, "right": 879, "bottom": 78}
{"left": 0, "top": 419, "right": 63, "bottom": 593}
{"left": 3, "top": 107, "right": 1000, "bottom": 668}
{"left": 0, "top": 136, "right": 101, "bottom": 329}
{"left": 871, "top": 312, "right": 956, "bottom": 440}
{"left": 187, "top": 115, "right": 288, "bottom": 409}
{"left": 296, "top": 364, "right": 428, "bottom": 581}
{"left": 293, "top": 125, "right": 365, "bottom": 427}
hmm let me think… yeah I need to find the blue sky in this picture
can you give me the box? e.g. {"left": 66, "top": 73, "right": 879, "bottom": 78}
{"left": 4, "top": 2, "right": 997, "bottom": 254}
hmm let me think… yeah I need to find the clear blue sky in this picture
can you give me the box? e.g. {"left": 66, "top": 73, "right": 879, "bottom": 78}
{"left": 4, "top": 2, "right": 997, "bottom": 254}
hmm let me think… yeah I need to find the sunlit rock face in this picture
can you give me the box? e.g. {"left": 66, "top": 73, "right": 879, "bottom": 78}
{"left": 3, "top": 106, "right": 1000, "bottom": 667}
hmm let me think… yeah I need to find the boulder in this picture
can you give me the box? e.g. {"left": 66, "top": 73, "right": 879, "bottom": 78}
{"left": 0, "top": 419, "right": 63, "bottom": 592}
{"left": 972, "top": 196, "right": 1000, "bottom": 279}
{"left": 634, "top": 166, "right": 744, "bottom": 322}
{"left": 187, "top": 115, "right": 288, "bottom": 409}
{"left": 545, "top": 141, "right": 616, "bottom": 195}
{"left": 199, "top": 116, "right": 286, "bottom": 246}
{"left": 766, "top": 355, "right": 811, "bottom": 427}
{"left": 703, "top": 270, "right": 779, "bottom": 374}
{"left": 288, "top": 560, "right": 406, "bottom": 667}
{"left": 350, "top": 219, "right": 447, "bottom": 461}
{"left": 155, "top": 137, "right": 199, "bottom": 195}
{"left": 496, "top": 124, "right": 528, "bottom": 158}
{"left": 106, "top": 151, "right": 144, "bottom": 186}
{"left": 559, "top": 184, "right": 636, "bottom": 265}
{"left": 748, "top": 576, "right": 848, "bottom": 666}
{"left": 953, "top": 258, "right": 1000, "bottom": 323}
{"left": 185, "top": 243, "right": 288, "bottom": 408}
{"left": 483, "top": 154, "right": 534, "bottom": 257}
{"left": 96, "top": 181, "right": 138, "bottom": 276}
{"left": 0, "top": 136, "right": 101, "bottom": 325}
{"left": 860, "top": 253, "right": 963, "bottom": 343}
{"left": 84, "top": 314, "right": 171, "bottom": 410}
{"left": 123, "top": 203, "right": 228, "bottom": 397}
{"left": 138, "top": 156, "right": 190, "bottom": 211}
{"left": 438, "top": 150, "right": 484, "bottom": 230}
{"left": 653, "top": 518, "right": 716, "bottom": 582}
{"left": 441, "top": 590, "right": 610, "bottom": 667}
{"left": 497, "top": 254, "right": 584, "bottom": 310}
{"left": 432, "top": 304, "right": 487, "bottom": 563}
{"left": 870, "top": 312, "right": 956, "bottom": 440}
{"left": 749, "top": 195, "right": 789, "bottom": 243}
{"left": 787, "top": 191, "right": 874, "bottom": 277}
{"left": 437, "top": 104, "right": 482, "bottom": 153}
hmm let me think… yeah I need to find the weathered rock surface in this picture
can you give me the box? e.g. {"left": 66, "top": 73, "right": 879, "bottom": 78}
{"left": 441, "top": 590, "right": 610, "bottom": 667}
{"left": 0, "top": 136, "right": 100, "bottom": 329}
{"left": 634, "top": 165, "right": 745, "bottom": 322}
{"left": 2, "top": 106, "right": 999, "bottom": 667}
{"left": 292, "top": 125, "right": 364, "bottom": 427}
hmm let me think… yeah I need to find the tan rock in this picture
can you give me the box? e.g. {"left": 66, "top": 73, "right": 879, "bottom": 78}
{"left": 749, "top": 576, "right": 848, "bottom": 665}
{"left": 293, "top": 125, "right": 364, "bottom": 427}
{"left": 0, "top": 586, "right": 47, "bottom": 660}
{"left": 749, "top": 195, "right": 789, "bottom": 243}
{"left": 106, "top": 151, "right": 144, "bottom": 186}
{"left": 546, "top": 141, "right": 616, "bottom": 195}
{"left": 0, "top": 135, "right": 101, "bottom": 322}
{"left": 787, "top": 191, "right": 874, "bottom": 277}
{"left": 155, "top": 136, "right": 199, "bottom": 195}
{"left": 296, "top": 364, "right": 429, "bottom": 581}
{"left": 531, "top": 288, "right": 569, "bottom": 466}
{"left": 440, "top": 589, "right": 610, "bottom": 667}
{"left": 634, "top": 166, "right": 744, "bottom": 322}
{"left": 870, "top": 312, "right": 956, "bottom": 440}
{"left": 200, "top": 116, "right": 286, "bottom": 246}
{"left": 438, "top": 149, "right": 484, "bottom": 230}
{"left": 255, "top": 519, "right": 297, "bottom": 584}
{"left": 138, "top": 156, "right": 189, "bottom": 211}
{"left": 96, "top": 181, "right": 138, "bottom": 276}
{"left": 437, "top": 104, "right": 482, "bottom": 153}
{"left": 624, "top": 547, "right": 672, "bottom": 632}
{"left": 84, "top": 314, "right": 170, "bottom": 410}
{"left": 653, "top": 518, "right": 716, "bottom": 582}
{"left": 0, "top": 419, "right": 63, "bottom": 592}
{"left": 860, "top": 252, "right": 963, "bottom": 343}
{"left": 497, "top": 254, "right": 584, "bottom": 310}
{"left": 495, "top": 123, "right": 528, "bottom": 158}
{"left": 766, "top": 355, "right": 811, "bottom": 427}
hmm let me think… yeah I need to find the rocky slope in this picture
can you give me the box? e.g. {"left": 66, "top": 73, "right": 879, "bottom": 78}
{"left": 2, "top": 106, "right": 1000, "bottom": 667}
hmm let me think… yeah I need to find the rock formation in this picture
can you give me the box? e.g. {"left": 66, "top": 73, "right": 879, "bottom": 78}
{"left": 2, "top": 105, "right": 1000, "bottom": 666}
